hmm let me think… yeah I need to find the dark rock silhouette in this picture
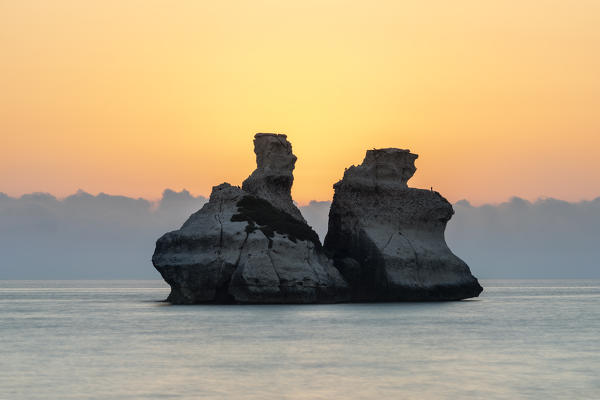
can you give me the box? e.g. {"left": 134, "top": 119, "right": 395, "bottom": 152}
{"left": 152, "top": 135, "right": 482, "bottom": 304}
{"left": 324, "top": 148, "right": 483, "bottom": 301}
{"left": 152, "top": 134, "right": 349, "bottom": 304}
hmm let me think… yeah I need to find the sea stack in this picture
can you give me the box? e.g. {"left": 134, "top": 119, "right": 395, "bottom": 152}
{"left": 324, "top": 148, "right": 483, "bottom": 301}
{"left": 241, "top": 133, "right": 305, "bottom": 222}
{"left": 152, "top": 133, "right": 349, "bottom": 304}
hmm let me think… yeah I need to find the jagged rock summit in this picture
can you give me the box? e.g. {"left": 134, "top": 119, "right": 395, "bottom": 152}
{"left": 152, "top": 133, "right": 349, "bottom": 304}
{"left": 242, "top": 133, "right": 305, "bottom": 221}
{"left": 324, "top": 148, "right": 483, "bottom": 301}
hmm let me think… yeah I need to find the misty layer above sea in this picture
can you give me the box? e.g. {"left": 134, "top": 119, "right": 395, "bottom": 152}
{"left": 0, "top": 280, "right": 598, "bottom": 400}
{"left": 2, "top": 191, "right": 600, "bottom": 280}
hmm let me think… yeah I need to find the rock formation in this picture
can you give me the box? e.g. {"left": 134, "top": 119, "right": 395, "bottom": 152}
{"left": 242, "top": 133, "right": 305, "bottom": 222}
{"left": 324, "top": 148, "right": 483, "bottom": 301}
{"left": 152, "top": 133, "right": 349, "bottom": 304}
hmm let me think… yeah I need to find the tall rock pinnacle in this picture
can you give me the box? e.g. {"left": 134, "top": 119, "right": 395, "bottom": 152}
{"left": 242, "top": 133, "right": 305, "bottom": 222}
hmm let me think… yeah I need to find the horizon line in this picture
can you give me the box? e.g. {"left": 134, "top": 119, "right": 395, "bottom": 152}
{"left": 2, "top": 189, "right": 600, "bottom": 208}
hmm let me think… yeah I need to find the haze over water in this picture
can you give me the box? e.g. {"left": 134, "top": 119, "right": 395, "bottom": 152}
{"left": 1, "top": 280, "right": 598, "bottom": 399}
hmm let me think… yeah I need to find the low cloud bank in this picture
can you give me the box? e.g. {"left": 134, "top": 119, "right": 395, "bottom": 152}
{"left": 0, "top": 190, "right": 207, "bottom": 279}
{"left": 447, "top": 197, "right": 600, "bottom": 278}
{"left": 1, "top": 192, "right": 598, "bottom": 279}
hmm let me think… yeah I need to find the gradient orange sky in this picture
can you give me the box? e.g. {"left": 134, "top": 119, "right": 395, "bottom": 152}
{"left": 2, "top": 1, "right": 599, "bottom": 205}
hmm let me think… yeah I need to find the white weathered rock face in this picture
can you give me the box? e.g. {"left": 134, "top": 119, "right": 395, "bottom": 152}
{"left": 324, "top": 148, "right": 483, "bottom": 301}
{"left": 152, "top": 134, "right": 349, "bottom": 304}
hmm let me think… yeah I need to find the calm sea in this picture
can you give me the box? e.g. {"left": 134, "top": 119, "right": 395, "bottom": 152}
{"left": 1, "top": 280, "right": 598, "bottom": 399}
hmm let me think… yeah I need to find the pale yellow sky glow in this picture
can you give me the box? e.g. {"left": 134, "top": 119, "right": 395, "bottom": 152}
{"left": 1, "top": 1, "right": 599, "bottom": 204}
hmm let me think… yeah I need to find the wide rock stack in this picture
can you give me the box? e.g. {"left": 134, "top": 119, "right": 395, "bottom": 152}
{"left": 152, "top": 134, "right": 349, "bottom": 304}
{"left": 324, "top": 148, "right": 483, "bottom": 301}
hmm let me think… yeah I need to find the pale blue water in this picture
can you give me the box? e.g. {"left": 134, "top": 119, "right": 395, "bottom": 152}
{"left": 1, "top": 280, "right": 598, "bottom": 399}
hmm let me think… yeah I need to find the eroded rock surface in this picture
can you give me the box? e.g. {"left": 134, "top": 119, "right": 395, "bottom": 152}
{"left": 242, "top": 133, "right": 305, "bottom": 222}
{"left": 324, "top": 148, "right": 483, "bottom": 301}
{"left": 152, "top": 134, "right": 348, "bottom": 304}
